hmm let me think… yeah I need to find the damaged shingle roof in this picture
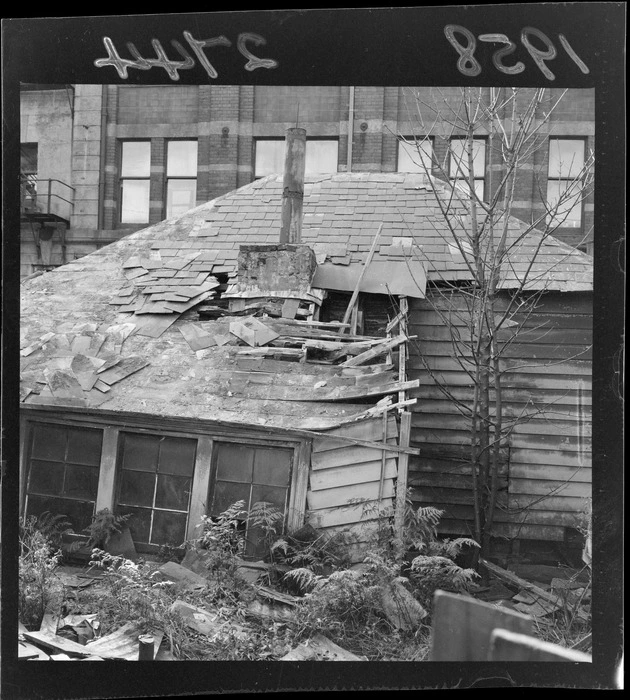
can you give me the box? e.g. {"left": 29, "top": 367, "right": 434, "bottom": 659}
{"left": 20, "top": 171, "right": 592, "bottom": 428}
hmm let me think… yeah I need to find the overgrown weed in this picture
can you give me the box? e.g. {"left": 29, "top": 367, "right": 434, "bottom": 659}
{"left": 18, "top": 513, "right": 67, "bottom": 630}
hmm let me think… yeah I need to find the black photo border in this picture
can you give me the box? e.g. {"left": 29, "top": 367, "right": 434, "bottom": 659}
{"left": 1, "top": 4, "right": 625, "bottom": 695}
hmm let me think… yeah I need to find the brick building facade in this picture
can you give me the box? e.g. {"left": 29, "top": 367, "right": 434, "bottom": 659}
{"left": 19, "top": 84, "right": 595, "bottom": 277}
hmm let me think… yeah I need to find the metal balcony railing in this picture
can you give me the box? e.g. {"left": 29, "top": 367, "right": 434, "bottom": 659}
{"left": 20, "top": 174, "right": 75, "bottom": 223}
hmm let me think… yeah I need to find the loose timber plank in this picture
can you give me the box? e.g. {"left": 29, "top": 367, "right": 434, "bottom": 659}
{"left": 430, "top": 591, "right": 533, "bottom": 661}
{"left": 340, "top": 335, "right": 409, "bottom": 367}
{"left": 489, "top": 629, "right": 592, "bottom": 662}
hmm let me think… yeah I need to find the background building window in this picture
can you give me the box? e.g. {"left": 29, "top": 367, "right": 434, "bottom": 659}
{"left": 448, "top": 137, "right": 486, "bottom": 199}
{"left": 209, "top": 442, "right": 294, "bottom": 558}
{"left": 24, "top": 423, "right": 103, "bottom": 532}
{"left": 166, "top": 140, "right": 198, "bottom": 219}
{"left": 116, "top": 433, "right": 196, "bottom": 547}
{"left": 20, "top": 143, "right": 38, "bottom": 208}
{"left": 254, "top": 139, "right": 338, "bottom": 178}
{"left": 547, "top": 138, "right": 586, "bottom": 229}
{"left": 120, "top": 141, "right": 150, "bottom": 224}
{"left": 397, "top": 137, "right": 433, "bottom": 173}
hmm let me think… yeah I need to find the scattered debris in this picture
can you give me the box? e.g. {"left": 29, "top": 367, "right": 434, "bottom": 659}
{"left": 380, "top": 580, "right": 427, "bottom": 630}
{"left": 157, "top": 561, "right": 209, "bottom": 589}
{"left": 170, "top": 599, "right": 249, "bottom": 641}
{"left": 280, "top": 633, "right": 367, "bottom": 661}
{"left": 480, "top": 559, "right": 590, "bottom": 623}
{"left": 22, "top": 630, "right": 96, "bottom": 659}
{"left": 85, "top": 623, "right": 163, "bottom": 660}
{"left": 229, "top": 317, "right": 280, "bottom": 347}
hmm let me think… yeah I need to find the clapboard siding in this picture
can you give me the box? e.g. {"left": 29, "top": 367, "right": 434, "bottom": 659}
{"left": 306, "top": 415, "right": 399, "bottom": 560}
{"left": 407, "top": 290, "right": 592, "bottom": 542}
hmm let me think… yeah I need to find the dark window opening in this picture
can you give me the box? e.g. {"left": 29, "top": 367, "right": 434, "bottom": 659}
{"left": 208, "top": 442, "right": 293, "bottom": 559}
{"left": 116, "top": 433, "right": 196, "bottom": 548}
{"left": 24, "top": 423, "right": 103, "bottom": 532}
{"left": 21, "top": 143, "right": 38, "bottom": 208}
{"left": 319, "top": 291, "right": 401, "bottom": 338}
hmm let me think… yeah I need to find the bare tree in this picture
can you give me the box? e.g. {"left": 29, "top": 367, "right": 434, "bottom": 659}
{"left": 397, "top": 87, "right": 594, "bottom": 563}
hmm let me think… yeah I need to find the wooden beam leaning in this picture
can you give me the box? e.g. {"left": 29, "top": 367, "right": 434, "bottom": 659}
{"left": 340, "top": 335, "right": 412, "bottom": 367}
{"left": 340, "top": 223, "right": 383, "bottom": 330}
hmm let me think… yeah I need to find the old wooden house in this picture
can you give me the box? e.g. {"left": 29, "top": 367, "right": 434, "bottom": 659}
{"left": 19, "top": 163, "right": 593, "bottom": 560}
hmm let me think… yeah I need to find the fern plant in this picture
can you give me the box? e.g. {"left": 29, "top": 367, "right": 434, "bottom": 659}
{"left": 72, "top": 508, "right": 132, "bottom": 552}
{"left": 408, "top": 554, "right": 479, "bottom": 609}
{"left": 248, "top": 501, "right": 284, "bottom": 562}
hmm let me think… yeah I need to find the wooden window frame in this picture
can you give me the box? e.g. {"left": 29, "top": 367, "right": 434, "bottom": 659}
{"left": 448, "top": 136, "right": 487, "bottom": 200}
{"left": 164, "top": 139, "right": 198, "bottom": 219}
{"left": 118, "top": 139, "right": 151, "bottom": 225}
{"left": 546, "top": 136, "right": 588, "bottom": 231}
{"left": 20, "top": 418, "right": 104, "bottom": 531}
{"left": 253, "top": 137, "right": 339, "bottom": 178}
{"left": 396, "top": 136, "right": 434, "bottom": 174}
{"left": 114, "top": 431, "right": 197, "bottom": 548}
{"left": 20, "top": 409, "right": 310, "bottom": 550}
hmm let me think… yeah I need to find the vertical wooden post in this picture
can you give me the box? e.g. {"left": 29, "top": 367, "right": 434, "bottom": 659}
{"left": 393, "top": 411, "right": 412, "bottom": 562}
{"left": 138, "top": 634, "right": 155, "bottom": 661}
{"left": 397, "top": 296, "right": 408, "bottom": 405}
{"left": 279, "top": 128, "right": 306, "bottom": 244}
{"left": 95, "top": 427, "right": 119, "bottom": 512}
{"left": 378, "top": 409, "right": 388, "bottom": 500}
{"left": 186, "top": 437, "right": 214, "bottom": 541}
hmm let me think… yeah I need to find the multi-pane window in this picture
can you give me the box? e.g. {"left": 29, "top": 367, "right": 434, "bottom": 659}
{"left": 254, "top": 139, "right": 338, "bottom": 178}
{"left": 120, "top": 141, "right": 151, "bottom": 224}
{"left": 116, "top": 433, "right": 196, "bottom": 547}
{"left": 24, "top": 424, "right": 103, "bottom": 532}
{"left": 397, "top": 137, "right": 433, "bottom": 173}
{"left": 209, "top": 442, "right": 294, "bottom": 558}
{"left": 449, "top": 137, "right": 486, "bottom": 199}
{"left": 166, "top": 140, "right": 198, "bottom": 219}
{"left": 547, "top": 138, "right": 586, "bottom": 229}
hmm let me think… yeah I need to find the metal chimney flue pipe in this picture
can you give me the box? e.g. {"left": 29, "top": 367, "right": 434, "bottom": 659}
{"left": 280, "top": 127, "right": 306, "bottom": 244}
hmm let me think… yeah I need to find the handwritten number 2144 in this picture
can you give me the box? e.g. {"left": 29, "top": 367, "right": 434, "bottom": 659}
{"left": 94, "top": 32, "right": 278, "bottom": 80}
{"left": 445, "top": 25, "right": 589, "bottom": 80}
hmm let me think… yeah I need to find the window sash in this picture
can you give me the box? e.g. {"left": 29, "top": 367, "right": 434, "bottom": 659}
{"left": 166, "top": 179, "right": 197, "bottom": 218}
{"left": 209, "top": 441, "right": 294, "bottom": 558}
{"left": 546, "top": 138, "right": 586, "bottom": 228}
{"left": 24, "top": 424, "right": 103, "bottom": 531}
{"left": 166, "top": 140, "right": 198, "bottom": 177}
{"left": 449, "top": 138, "right": 486, "bottom": 179}
{"left": 116, "top": 433, "right": 196, "bottom": 546}
{"left": 397, "top": 138, "right": 433, "bottom": 173}
{"left": 254, "top": 139, "right": 339, "bottom": 177}
{"left": 120, "top": 180, "right": 150, "bottom": 224}
{"left": 548, "top": 138, "right": 585, "bottom": 179}
{"left": 121, "top": 141, "right": 150, "bottom": 177}
{"left": 546, "top": 179, "right": 583, "bottom": 228}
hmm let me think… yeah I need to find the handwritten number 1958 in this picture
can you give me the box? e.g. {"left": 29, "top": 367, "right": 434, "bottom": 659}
{"left": 445, "top": 25, "right": 589, "bottom": 79}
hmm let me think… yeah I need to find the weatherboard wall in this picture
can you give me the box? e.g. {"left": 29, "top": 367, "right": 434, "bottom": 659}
{"left": 307, "top": 415, "right": 400, "bottom": 561}
{"left": 406, "top": 290, "right": 593, "bottom": 542}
